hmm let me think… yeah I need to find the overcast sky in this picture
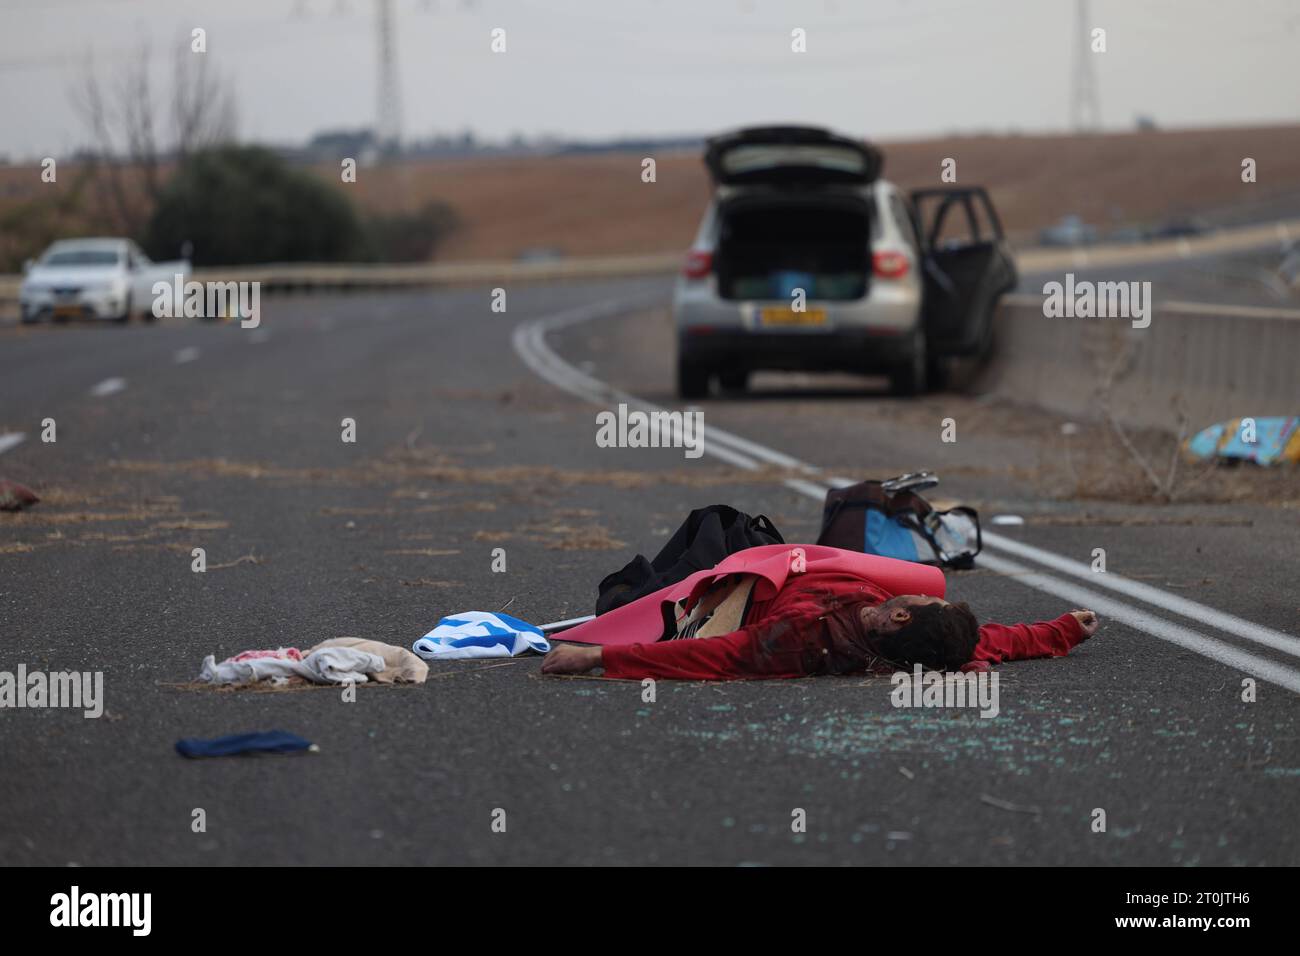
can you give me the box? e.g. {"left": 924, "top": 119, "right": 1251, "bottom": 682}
{"left": 2, "top": 0, "right": 1298, "bottom": 159}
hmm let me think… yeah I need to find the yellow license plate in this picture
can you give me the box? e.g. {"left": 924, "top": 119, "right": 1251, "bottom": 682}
{"left": 53, "top": 305, "right": 81, "bottom": 317}
{"left": 759, "top": 307, "right": 827, "bottom": 327}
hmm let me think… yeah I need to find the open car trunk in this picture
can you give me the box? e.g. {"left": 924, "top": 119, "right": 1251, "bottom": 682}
{"left": 714, "top": 194, "right": 872, "bottom": 302}
{"left": 705, "top": 126, "right": 883, "bottom": 186}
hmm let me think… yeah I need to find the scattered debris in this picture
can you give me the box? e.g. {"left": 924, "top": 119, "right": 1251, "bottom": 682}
{"left": 309, "top": 638, "right": 428, "bottom": 684}
{"left": 111, "top": 455, "right": 796, "bottom": 491}
{"left": 427, "top": 660, "right": 521, "bottom": 680}
{"left": 527, "top": 523, "right": 626, "bottom": 551}
{"left": 199, "top": 645, "right": 385, "bottom": 686}
{"left": 980, "top": 794, "right": 1043, "bottom": 815}
{"left": 1019, "top": 514, "right": 1249, "bottom": 528}
{"left": 1185, "top": 416, "right": 1300, "bottom": 466}
{"left": 152, "top": 519, "right": 228, "bottom": 531}
{"left": 207, "top": 551, "right": 262, "bottom": 571}
{"left": 0, "top": 479, "right": 39, "bottom": 512}
{"left": 176, "top": 730, "right": 318, "bottom": 758}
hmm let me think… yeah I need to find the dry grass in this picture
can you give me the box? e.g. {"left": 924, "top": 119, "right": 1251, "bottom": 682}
{"left": 108, "top": 452, "right": 799, "bottom": 491}
{"left": 8, "top": 125, "right": 1300, "bottom": 263}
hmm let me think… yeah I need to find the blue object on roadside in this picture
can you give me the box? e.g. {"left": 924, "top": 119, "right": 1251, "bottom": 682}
{"left": 1185, "top": 416, "right": 1300, "bottom": 467}
{"left": 175, "top": 730, "right": 316, "bottom": 759}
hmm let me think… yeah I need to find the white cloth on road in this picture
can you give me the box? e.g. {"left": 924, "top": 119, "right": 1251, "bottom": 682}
{"left": 199, "top": 646, "right": 386, "bottom": 685}
{"left": 305, "top": 637, "right": 428, "bottom": 684}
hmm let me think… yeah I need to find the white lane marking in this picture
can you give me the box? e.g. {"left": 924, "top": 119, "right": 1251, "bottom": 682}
{"left": 979, "top": 553, "right": 1300, "bottom": 695}
{"left": 512, "top": 296, "right": 826, "bottom": 496}
{"left": 513, "top": 300, "right": 1300, "bottom": 693}
{"left": 89, "top": 377, "right": 126, "bottom": 397}
{"left": 982, "top": 531, "right": 1300, "bottom": 660}
{"left": 728, "top": 431, "right": 1300, "bottom": 662}
{"left": 174, "top": 347, "right": 200, "bottom": 364}
{"left": 659, "top": 398, "right": 1300, "bottom": 658}
{"left": 0, "top": 432, "right": 26, "bottom": 456}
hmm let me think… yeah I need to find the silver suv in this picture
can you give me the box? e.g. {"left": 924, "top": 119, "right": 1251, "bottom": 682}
{"left": 672, "top": 126, "right": 1016, "bottom": 397}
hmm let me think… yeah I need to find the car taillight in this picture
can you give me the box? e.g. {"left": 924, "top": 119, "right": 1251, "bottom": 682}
{"left": 682, "top": 250, "right": 713, "bottom": 279}
{"left": 872, "top": 249, "right": 910, "bottom": 279}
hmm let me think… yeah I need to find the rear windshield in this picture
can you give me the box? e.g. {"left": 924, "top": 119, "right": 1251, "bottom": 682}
{"left": 43, "top": 250, "right": 121, "bottom": 266}
{"left": 719, "top": 144, "right": 869, "bottom": 180}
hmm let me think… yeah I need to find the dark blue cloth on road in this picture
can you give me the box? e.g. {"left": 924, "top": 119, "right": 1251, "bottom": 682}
{"left": 175, "top": 730, "right": 315, "bottom": 758}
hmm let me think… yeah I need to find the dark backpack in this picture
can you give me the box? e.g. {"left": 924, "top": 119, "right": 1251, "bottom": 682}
{"left": 815, "top": 472, "right": 981, "bottom": 570}
{"left": 595, "top": 505, "right": 785, "bottom": 615}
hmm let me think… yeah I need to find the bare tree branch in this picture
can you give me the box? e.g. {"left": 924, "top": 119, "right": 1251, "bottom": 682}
{"left": 69, "top": 35, "right": 237, "bottom": 239}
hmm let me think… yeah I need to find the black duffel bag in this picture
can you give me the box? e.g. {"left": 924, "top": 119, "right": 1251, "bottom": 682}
{"left": 595, "top": 504, "right": 784, "bottom": 615}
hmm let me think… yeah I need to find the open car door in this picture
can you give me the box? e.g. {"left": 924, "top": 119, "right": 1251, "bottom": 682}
{"left": 910, "top": 187, "right": 1017, "bottom": 357}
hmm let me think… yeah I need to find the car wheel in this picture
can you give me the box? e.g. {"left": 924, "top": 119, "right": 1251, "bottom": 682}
{"left": 925, "top": 353, "right": 949, "bottom": 392}
{"left": 718, "top": 369, "right": 748, "bottom": 393}
{"left": 113, "top": 295, "right": 132, "bottom": 324}
{"left": 676, "top": 357, "right": 710, "bottom": 400}
{"left": 890, "top": 331, "right": 928, "bottom": 397}
{"left": 976, "top": 303, "right": 997, "bottom": 360}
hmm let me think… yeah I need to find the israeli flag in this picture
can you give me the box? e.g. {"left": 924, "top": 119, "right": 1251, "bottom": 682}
{"left": 413, "top": 611, "right": 551, "bottom": 661}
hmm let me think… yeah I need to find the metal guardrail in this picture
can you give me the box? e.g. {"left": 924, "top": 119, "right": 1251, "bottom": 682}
{"left": 1015, "top": 217, "right": 1300, "bottom": 274}
{"left": 1, "top": 217, "right": 1296, "bottom": 305}
{"left": 0, "top": 252, "right": 684, "bottom": 309}
{"left": 186, "top": 252, "right": 685, "bottom": 288}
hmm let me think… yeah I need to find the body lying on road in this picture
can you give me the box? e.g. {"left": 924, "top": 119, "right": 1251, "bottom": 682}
{"left": 542, "top": 545, "right": 1099, "bottom": 680}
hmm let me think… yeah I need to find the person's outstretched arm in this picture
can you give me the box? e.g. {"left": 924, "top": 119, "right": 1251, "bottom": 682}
{"left": 542, "top": 619, "right": 813, "bottom": 681}
{"left": 966, "top": 609, "right": 1099, "bottom": 670}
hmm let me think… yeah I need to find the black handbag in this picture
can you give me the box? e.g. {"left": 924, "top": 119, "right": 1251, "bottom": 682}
{"left": 595, "top": 505, "right": 785, "bottom": 615}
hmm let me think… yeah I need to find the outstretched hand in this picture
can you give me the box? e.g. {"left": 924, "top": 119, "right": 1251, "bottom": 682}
{"left": 541, "top": 643, "right": 603, "bottom": 675}
{"left": 1070, "top": 609, "right": 1100, "bottom": 637}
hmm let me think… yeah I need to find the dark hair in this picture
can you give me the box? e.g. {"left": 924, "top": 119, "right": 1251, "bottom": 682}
{"left": 875, "top": 602, "right": 979, "bottom": 671}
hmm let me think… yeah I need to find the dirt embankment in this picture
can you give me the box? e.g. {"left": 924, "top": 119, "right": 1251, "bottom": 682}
{"left": 337, "top": 125, "right": 1300, "bottom": 259}
{"left": 5, "top": 124, "right": 1300, "bottom": 263}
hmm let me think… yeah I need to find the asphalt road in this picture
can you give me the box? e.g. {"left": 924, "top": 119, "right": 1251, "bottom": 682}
{"left": 1, "top": 274, "right": 1297, "bottom": 866}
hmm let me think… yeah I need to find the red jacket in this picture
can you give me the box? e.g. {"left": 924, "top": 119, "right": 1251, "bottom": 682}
{"left": 601, "top": 568, "right": 1087, "bottom": 681}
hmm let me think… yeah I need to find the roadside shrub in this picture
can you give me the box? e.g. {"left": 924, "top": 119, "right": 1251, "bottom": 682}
{"left": 143, "top": 146, "right": 367, "bottom": 265}
{"left": 362, "top": 200, "right": 459, "bottom": 262}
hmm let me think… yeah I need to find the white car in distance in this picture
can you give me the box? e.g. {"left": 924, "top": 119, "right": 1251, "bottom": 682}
{"left": 20, "top": 238, "right": 190, "bottom": 325}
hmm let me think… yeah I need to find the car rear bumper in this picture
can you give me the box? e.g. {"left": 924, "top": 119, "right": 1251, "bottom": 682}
{"left": 673, "top": 280, "right": 922, "bottom": 372}
{"left": 678, "top": 326, "right": 918, "bottom": 373}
